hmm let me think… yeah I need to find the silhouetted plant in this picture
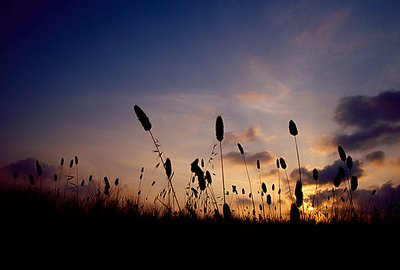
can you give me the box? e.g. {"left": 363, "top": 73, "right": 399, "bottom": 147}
{"left": 237, "top": 142, "right": 256, "bottom": 217}
{"left": 279, "top": 157, "right": 293, "bottom": 205}
{"left": 133, "top": 104, "right": 180, "bottom": 213}
{"left": 290, "top": 202, "right": 300, "bottom": 223}
{"left": 216, "top": 115, "right": 230, "bottom": 219}
{"left": 276, "top": 158, "right": 282, "bottom": 220}
{"left": 289, "top": 120, "right": 302, "bottom": 183}
{"left": 295, "top": 179, "right": 303, "bottom": 208}
{"left": 312, "top": 168, "right": 319, "bottom": 209}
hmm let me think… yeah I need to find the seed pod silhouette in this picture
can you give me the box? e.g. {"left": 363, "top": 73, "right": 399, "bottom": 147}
{"left": 262, "top": 182, "right": 267, "bottom": 193}
{"left": 351, "top": 175, "right": 358, "bottom": 191}
{"left": 165, "top": 158, "right": 172, "bottom": 179}
{"left": 215, "top": 116, "right": 224, "bottom": 142}
{"left": 279, "top": 157, "right": 287, "bottom": 170}
{"left": 295, "top": 180, "right": 303, "bottom": 207}
{"left": 237, "top": 143, "right": 244, "bottom": 155}
{"left": 134, "top": 105, "right": 152, "bottom": 131}
{"left": 289, "top": 120, "right": 298, "bottom": 136}
{"left": 338, "top": 146, "right": 346, "bottom": 162}
{"left": 346, "top": 156, "right": 353, "bottom": 170}
{"left": 266, "top": 194, "right": 272, "bottom": 205}
{"left": 313, "top": 168, "right": 319, "bottom": 181}
{"left": 333, "top": 173, "right": 341, "bottom": 187}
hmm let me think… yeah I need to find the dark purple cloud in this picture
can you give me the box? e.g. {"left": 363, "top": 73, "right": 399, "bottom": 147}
{"left": 0, "top": 157, "right": 58, "bottom": 187}
{"left": 334, "top": 89, "right": 400, "bottom": 128}
{"left": 328, "top": 89, "right": 400, "bottom": 151}
{"left": 333, "top": 124, "right": 400, "bottom": 151}
{"left": 289, "top": 158, "right": 364, "bottom": 186}
{"left": 365, "top": 150, "right": 385, "bottom": 164}
{"left": 318, "top": 181, "right": 400, "bottom": 221}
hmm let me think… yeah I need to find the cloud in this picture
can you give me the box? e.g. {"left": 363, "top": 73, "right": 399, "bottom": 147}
{"left": 0, "top": 157, "right": 57, "bottom": 187}
{"left": 320, "top": 89, "right": 400, "bottom": 151}
{"left": 235, "top": 91, "right": 270, "bottom": 104}
{"left": 225, "top": 125, "right": 264, "bottom": 144}
{"left": 353, "top": 181, "right": 400, "bottom": 218}
{"left": 289, "top": 159, "right": 365, "bottom": 187}
{"left": 334, "top": 89, "right": 400, "bottom": 129}
{"left": 294, "top": 9, "right": 351, "bottom": 54}
{"left": 312, "top": 181, "right": 400, "bottom": 216}
{"left": 224, "top": 151, "right": 274, "bottom": 167}
{"left": 333, "top": 125, "right": 400, "bottom": 151}
{"left": 365, "top": 150, "right": 385, "bottom": 166}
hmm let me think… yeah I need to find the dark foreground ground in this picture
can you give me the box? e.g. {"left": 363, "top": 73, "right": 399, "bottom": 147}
{"left": 1, "top": 188, "right": 399, "bottom": 266}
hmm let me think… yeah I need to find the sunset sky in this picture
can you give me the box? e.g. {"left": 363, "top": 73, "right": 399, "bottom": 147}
{"left": 1, "top": 0, "right": 400, "bottom": 215}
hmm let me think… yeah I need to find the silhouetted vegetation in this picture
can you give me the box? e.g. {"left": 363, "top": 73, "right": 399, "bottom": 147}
{"left": 1, "top": 105, "right": 400, "bottom": 258}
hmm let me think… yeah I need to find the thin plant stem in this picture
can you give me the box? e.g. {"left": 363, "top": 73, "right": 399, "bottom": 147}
{"left": 149, "top": 130, "right": 181, "bottom": 212}
{"left": 219, "top": 142, "right": 226, "bottom": 205}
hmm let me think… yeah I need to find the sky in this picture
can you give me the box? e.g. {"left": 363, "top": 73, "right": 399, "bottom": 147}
{"left": 1, "top": 0, "right": 400, "bottom": 217}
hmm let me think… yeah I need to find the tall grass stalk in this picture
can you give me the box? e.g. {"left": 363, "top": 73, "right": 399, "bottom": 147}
{"left": 312, "top": 168, "right": 319, "bottom": 210}
{"left": 279, "top": 157, "right": 293, "bottom": 204}
{"left": 133, "top": 105, "right": 180, "bottom": 213}
{"left": 237, "top": 143, "right": 256, "bottom": 217}
{"left": 216, "top": 115, "right": 230, "bottom": 219}
{"left": 276, "top": 159, "right": 282, "bottom": 220}
{"left": 257, "top": 159, "right": 266, "bottom": 221}
{"left": 289, "top": 120, "right": 304, "bottom": 214}
{"left": 289, "top": 120, "right": 301, "bottom": 183}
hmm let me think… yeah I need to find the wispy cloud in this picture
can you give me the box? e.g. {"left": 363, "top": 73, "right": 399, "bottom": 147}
{"left": 294, "top": 9, "right": 351, "bottom": 55}
{"left": 225, "top": 125, "right": 266, "bottom": 144}
{"left": 224, "top": 150, "right": 274, "bottom": 167}
{"left": 365, "top": 150, "right": 385, "bottom": 166}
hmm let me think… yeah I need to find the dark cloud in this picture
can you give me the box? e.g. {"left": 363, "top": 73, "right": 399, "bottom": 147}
{"left": 365, "top": 150, "right": 385, "bottom": 165}
{"left": 334, "top": 89, "right": 400, "bottom": 128}
{"left": 289, "top": 159, "right": 365, "bottom": 186}
{"left": 224, "top": 151, "right": 274, "bottom": 166}
{"left": 0, "top": 157, "right": 58, "bottom": 187}
{"left": 319, "top": 181, "right": 400, "bottom": 221}
{"left": 332, "top": 124, "right": 400, "bottom": 151}
{"left": 327, "top": 89, "right": 400, "bottom": 151}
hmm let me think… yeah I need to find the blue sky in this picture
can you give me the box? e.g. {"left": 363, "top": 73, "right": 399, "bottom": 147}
{"left": 1, "top": 0, "right": 400, "bottom": 215}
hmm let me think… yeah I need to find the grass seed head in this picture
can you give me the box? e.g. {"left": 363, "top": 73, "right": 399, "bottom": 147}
{"left": 338, "top": 146, "right": 346, "bottom": 162}
{"left": 279, "top": 157, "right": 287, "bottom": 170}
{"left": 346, "top": 156, "right": 353, "bottom": 170}
{"left": 289, "top": 120, "right": 298, "bottom": 136}
{"left": 134, "top": 105, "right": 152, "bottom": 131}
{"left": 267, "top": 194, "right": 272, "bottom": 205}
{"left": 313, "top": 168, "right": 319, "bottom": 181}
{"left": 351, "top": 175, "right": 358, "bottom": 191}
{"left": 237, "top": 143, "right": 244, "bottom": 155}
{"left": 165, "top": 158, "right": 172, "bottom": 179}
{"left": 215, "top": 115, "right": 224, "bottom": 142}
{"left": 262, "top": 182, "right": 267, "bottom": 193}
{"left": 295, "top": 180, "right": 303, "bottom": 207}
{"left": 333, "top": 173, "right": 341, "bottom": 187}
